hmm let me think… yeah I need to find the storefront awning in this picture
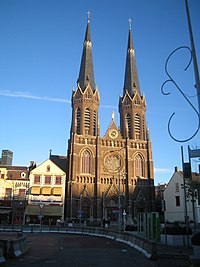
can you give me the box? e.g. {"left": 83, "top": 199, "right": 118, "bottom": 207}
{"left": 41, "top": 187, "right": 51, "bottom": 195}
{"left": 0, "top": 209, "right": 12, "bottom": 214}
{"left": 52, "top": 187, "right": 62, "bottom": 195}
{"left": 31, "top": 186, "right": 40, "bottom": 195}
{"left": 25, "top": 205, "right": 63, "bottom": 216}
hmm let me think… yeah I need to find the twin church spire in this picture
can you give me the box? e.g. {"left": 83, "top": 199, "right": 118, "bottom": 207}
{"left": 74, "top": 14, "right": 143, "bottom": 139}
{"left": 77, "top": 13, "right": 95, "bottom": 92}
{"left": 123, "top": 19, "right": 140, "bottom": 97}
{"left": 77, "top": 14, "right": 140, "bottom": 98}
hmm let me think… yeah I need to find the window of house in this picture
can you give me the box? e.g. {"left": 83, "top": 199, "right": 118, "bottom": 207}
{"left": 46, "top": 165, "right": 50, "bottom": 172}
{"left": 175, "top": 196, "right": 180, "bottom": 206}
{"left": 55, "top": 176, "right": 61, "bottom": 185}
{"left": 45, "top": 176, "right": 51, "bottom": 184}
{"left": 175, "top": 183, "right": 179, "bottom": 192}
{"left": 5, "top": 188, "right": 12, "bottom": 199}
{"left": 34, "top": 176, "right": 40, "bottom": 184}
{"left": 1, "top": 173, "right": 5, "bottom": 179}
{"left": 19, "top": 189, "right": 26, "bottom": 199}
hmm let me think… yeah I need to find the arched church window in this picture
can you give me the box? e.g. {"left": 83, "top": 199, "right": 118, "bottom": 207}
{"left": 135, "top": 154, "right": 144, "bottom": 177}
{"left": 84, "top": 108, "right": 90, "bottom": 134}
{"left": 125, "top": 113, "right": 131, "bottom": 138}
{"left": 85, "top": 90, "right": 92, "bottom": 99}
{"left": 81, "top": 150, "right": 91, "bottom": 174}
{"left": 76, "top": 108, "right": 81, "bottom": 135}
{"left": 134, "top": 113, "right": 141, "bottom": 139}
{"left": 134, "top": 97, "right": 140, "bottom": 105}
{"left": 93, "top": 110, "right": 97, "bottom": 136}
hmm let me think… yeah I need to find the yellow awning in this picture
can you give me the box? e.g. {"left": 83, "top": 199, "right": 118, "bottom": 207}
{"left": 31, "top": 186, "right": 40, "bottom": 195}
{"left": 25, "top": 205, "right": 63, "bottom": 216}
{"left": 41, "top": 187, "right": 51, "bottom": 195}
{"left": 52, "top": 187, "right": 62, "bottom": 195}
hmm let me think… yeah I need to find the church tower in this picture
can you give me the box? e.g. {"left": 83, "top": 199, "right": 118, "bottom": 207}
{"left": 66, "top": 16, "right": 154, "bottom": 223}
{"left": 67, "top": 14, "right": 100, "bottom": 220}
{"left": 118, "top": 20, "right": 154, "bottom": 214}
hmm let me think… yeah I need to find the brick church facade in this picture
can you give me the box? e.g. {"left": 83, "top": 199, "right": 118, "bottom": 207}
{"left": 66, "top": 16, "right": 154, "bottom": 223}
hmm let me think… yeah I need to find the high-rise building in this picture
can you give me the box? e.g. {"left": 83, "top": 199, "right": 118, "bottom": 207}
{"left": 66, "top": 16, "right": 154, "bottom": 223}
{"left": 0, "top": 150, "right": 13, "bottom": 166}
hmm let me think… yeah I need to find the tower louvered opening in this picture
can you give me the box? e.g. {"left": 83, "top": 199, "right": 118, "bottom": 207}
{"left": 93, "top": 110, "right": 97, "bottom": 136}
{"left": 84, "top": 108, "right": 90, "bottom": 134}
{"left": 76, "top": 108, "right": 81, "bottom": 134}
{"left": 134, "top": 113, "right": 141, "bottom": 139}
{"left": 125, "top": 113, "right": 131, "bottom": 138}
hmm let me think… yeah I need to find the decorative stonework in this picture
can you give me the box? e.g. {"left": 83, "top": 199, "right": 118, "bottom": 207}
{"left": 104, "top": 155, "right": 121, "bottom": 172}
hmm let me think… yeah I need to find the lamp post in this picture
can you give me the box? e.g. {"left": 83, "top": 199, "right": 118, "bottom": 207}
{"left": 79, "top": 194, "right": 82, "bottom": 225}
{"left": 118, "top": 165, "right": 121, "bottom": 231}
{"left": 108, "top": 147, "right": 126, "bottom": 231}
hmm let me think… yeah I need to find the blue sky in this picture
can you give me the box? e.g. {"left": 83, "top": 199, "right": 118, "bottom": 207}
{"left": 0, "top": 0, "right": 199, "bottom": 185}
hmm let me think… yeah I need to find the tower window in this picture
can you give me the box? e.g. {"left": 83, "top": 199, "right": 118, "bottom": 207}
{"left": 81, "top": 150, "right": 91, "bottom": 174}
{"left": 135, "top": 113, "right": 141, "bottom": 139}
{"left": 125, "top": 113, "right": 131, "bottom": 138}
{"left": 76, "top": 108, "right": 81, "bottom": 134}
{"left": 84, "top": 108, "right": 90, "bottom": 134}
{"left": 93, "top": 110, "right": 97, "bottom": 136}
{"left": 135, "top": 154, "right": 144, "bottom": 177}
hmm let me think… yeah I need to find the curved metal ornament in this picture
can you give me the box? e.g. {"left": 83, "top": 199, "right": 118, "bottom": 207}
{"left": 161, "top": 46, "right": 200, "bottom": 142}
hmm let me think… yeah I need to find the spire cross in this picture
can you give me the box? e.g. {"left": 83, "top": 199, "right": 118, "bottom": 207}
{"left": 87, "top": 11, "right": 91, "bottom": 22}
{"left": 112, "top": 111, "right": 115, "bottom": 120}
{"left": 128, "top": 18, "right": 132, "bottom": 30}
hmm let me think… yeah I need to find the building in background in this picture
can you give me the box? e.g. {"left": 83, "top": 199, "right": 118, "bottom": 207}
{"left": 25, "top": 156, "right": 66, "bottom": 225}
{"left": 164, "top": 167, "right": 200, "bottom": 224}
{"left": 0, "top": 150, "right": 13, "bottom": 166}
{"left": 0, "top": 165, "right": 29, "bottom": 224}
{"left": 66, "top": 17, "right": 154, "bottom": 223}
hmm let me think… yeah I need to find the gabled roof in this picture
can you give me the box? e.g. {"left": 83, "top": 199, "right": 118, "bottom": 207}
{"left": 49, "top": 155, "right": 67, "bottom": 173}
{"left": 103, "top": 112, "right": 122, "bottom": 140}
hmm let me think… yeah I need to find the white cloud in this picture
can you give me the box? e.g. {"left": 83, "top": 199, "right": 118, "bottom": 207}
{"left": 0, "top": 89, "right": 117, "bottom": 109}
{"left": 0, "top": 90, "right": 70, "bottom": 103}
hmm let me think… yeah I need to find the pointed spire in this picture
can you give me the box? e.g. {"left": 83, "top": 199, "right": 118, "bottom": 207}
{"left": 77, "top": 11, "right": 95, "bottom": 92}
{"left": 123, "top": 18, "right": 140, "bottom": 97}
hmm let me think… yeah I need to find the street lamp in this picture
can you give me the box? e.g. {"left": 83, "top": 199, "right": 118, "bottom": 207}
{"left": 108, "top": 147, "right": 126, "bottom": 231}
{"left": 79, "top": 194, "right": 82, "bottom": 225}
{"left": 117, "top": 164, "right": 121, "bottom": 231}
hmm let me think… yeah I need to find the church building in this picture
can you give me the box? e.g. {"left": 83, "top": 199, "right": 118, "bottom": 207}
{"left": 66, "top": 15, "right": 154, "bottom": 223}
